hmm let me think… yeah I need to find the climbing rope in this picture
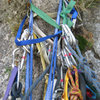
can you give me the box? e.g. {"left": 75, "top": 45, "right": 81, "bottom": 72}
{"left": 45, "top": 0, "right": 62, "bottom": 99}
{"left": 22, "top": 65, "right": 50, "bottom": 100}
{"left": 62, "top": 65, "right": 83, "bottom": 100}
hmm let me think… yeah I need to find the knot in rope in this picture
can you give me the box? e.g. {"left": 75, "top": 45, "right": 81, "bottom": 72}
{"left": 68, "top": 65, "right": 83, "bottom": 100}
{"left": 69, "top": 87, "right": 83, "bottom": 100}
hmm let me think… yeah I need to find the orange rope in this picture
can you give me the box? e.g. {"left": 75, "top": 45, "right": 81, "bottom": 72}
{"left": 62, "top": 65, "right": 83, "bottom": 100}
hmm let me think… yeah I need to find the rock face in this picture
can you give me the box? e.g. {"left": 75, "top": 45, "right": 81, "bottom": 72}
{"left": 0, "top": 23, "right": 15, "bottom": 100}
{"left": 83, "top": 4, "right": 100, "bottom": 57}
{"left": 83, "top": 3, "right": 100, "bottom": 79}
{"left": 85, "top": 50, "right": 100, "bottom": 79}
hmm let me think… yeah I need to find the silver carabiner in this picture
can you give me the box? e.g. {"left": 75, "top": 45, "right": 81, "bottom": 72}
{"left": 65, "top": 24, "right": 76, "bottom": 45}
{"left": 12, "top": 48, "right": 20, "bottom": 68}
{"left": 17, "top": 28, "right": 30, "bottom": 53}
{"left": 62, "top": 48, "right": 72, "bottom": 68}
{"left": 52, "top": 88, "right": 63, "bottom": 100}
{"left": 62, "top": 24, "right": 76, "bottom": 46}
{"left": 65, "top": 46, "right": 77, "bottom": 66}
{"left": 62, "top": 24, "right": 73, "bottom": 45}
{"left": 17, "top": 48, "right": 27, "bottom": 89}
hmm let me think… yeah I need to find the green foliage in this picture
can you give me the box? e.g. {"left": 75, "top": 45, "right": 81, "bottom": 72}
{"left": 75, "top": 35, "right": 93, "bottom": 52}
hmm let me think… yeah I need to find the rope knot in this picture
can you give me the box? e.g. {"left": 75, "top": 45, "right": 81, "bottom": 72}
{"left": 69, "top": 87, "right": 83, "bottom": 100}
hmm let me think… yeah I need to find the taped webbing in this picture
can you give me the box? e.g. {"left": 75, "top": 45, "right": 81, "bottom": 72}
{"left": 30, "top": 3, "right": 61, "bottom": 29}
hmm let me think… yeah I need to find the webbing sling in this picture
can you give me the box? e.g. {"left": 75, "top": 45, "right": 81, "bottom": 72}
{"left": 15, "top": 15, "right": 62, "bottom": 46}
{"left": 71, "top": 8, "right": 78, "bottom": 20}
{"left": 30, "top": 3, "right": 61, "bottom": 29}
{"left": 45, "top": 0, "right": 62, "bottom": 100}
{"left": 3, "top": 67, "right": 18, "bottom": 100}
{"left": 60, "top": 0, "right": 76, "bottom": 26}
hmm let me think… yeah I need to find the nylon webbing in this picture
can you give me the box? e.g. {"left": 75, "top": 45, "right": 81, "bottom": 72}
{"left": 30, "top": 3, "right": 61, "bottom": 29}
{"left": 15, "top": 15, "right": 62, "bottom": 46}
{"left": 60, "top": 0, "right": 76, "bottom": 26}
{"left": 3, "top": 67, "right": 18, "bottom": 100}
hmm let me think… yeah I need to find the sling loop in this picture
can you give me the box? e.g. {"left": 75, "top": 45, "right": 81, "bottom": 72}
{"left": 3, "top": 67, "right": 18, "bottom": 100}
{"left": 15, "top": 15, "right": 62, "bottom": 46}
{"left": 30, "top": 3, "right": 61, "bottom": 29}
{"left": 60, "top": 0, "right": 76, "bottom": 27}
{"left": 62, "top": 69, "right": 69, "bottom": 100}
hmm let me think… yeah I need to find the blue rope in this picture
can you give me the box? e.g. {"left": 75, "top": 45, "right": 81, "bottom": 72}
{"left": 29, "top": 10, "right": 33, "bottom": 35}
{"left": 51, "top": 38, "right": 58, "bottom": 99}
{"left": 65, "top": 39, "right": 83, "bottom": 64}
{"left": 29, "top": 10, "right": 34, "bottom": 100}
{"left": 65, "top": 39, "right": 100, "bottom": 93}
{"left": 22, "top": 65, "right": 50, "bottom": 100}
{"left": 75, "top": 44, "right": 84, "bottom": 59}
{"left": 25, "top": 53, "right": 30, "bottom": 93}
{"left": 45, "top": 0, "right": 62, "bottom": 100}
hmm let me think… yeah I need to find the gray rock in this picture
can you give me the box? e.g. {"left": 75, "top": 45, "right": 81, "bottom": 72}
{"left": 85, "top": 50, "right": 100, "bottom": 79}
{"left": 83, "top": 4, "right": 100, "bottom": 57}
{"left": 0, "top": 23, "right": 16, "bottom": 99}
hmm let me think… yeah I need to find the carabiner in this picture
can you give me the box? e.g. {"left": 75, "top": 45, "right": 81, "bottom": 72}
{"left": 62, "top": 24, "right": 76, "bottom": 46}
{"left": 65, "top": 46, "right": 77, "bottom": 66}
{"left": 12, "top": 48, "right": 20, "bottom": 68}
{"left": 62, "top": 49, "right": 72, "bottom": 68}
